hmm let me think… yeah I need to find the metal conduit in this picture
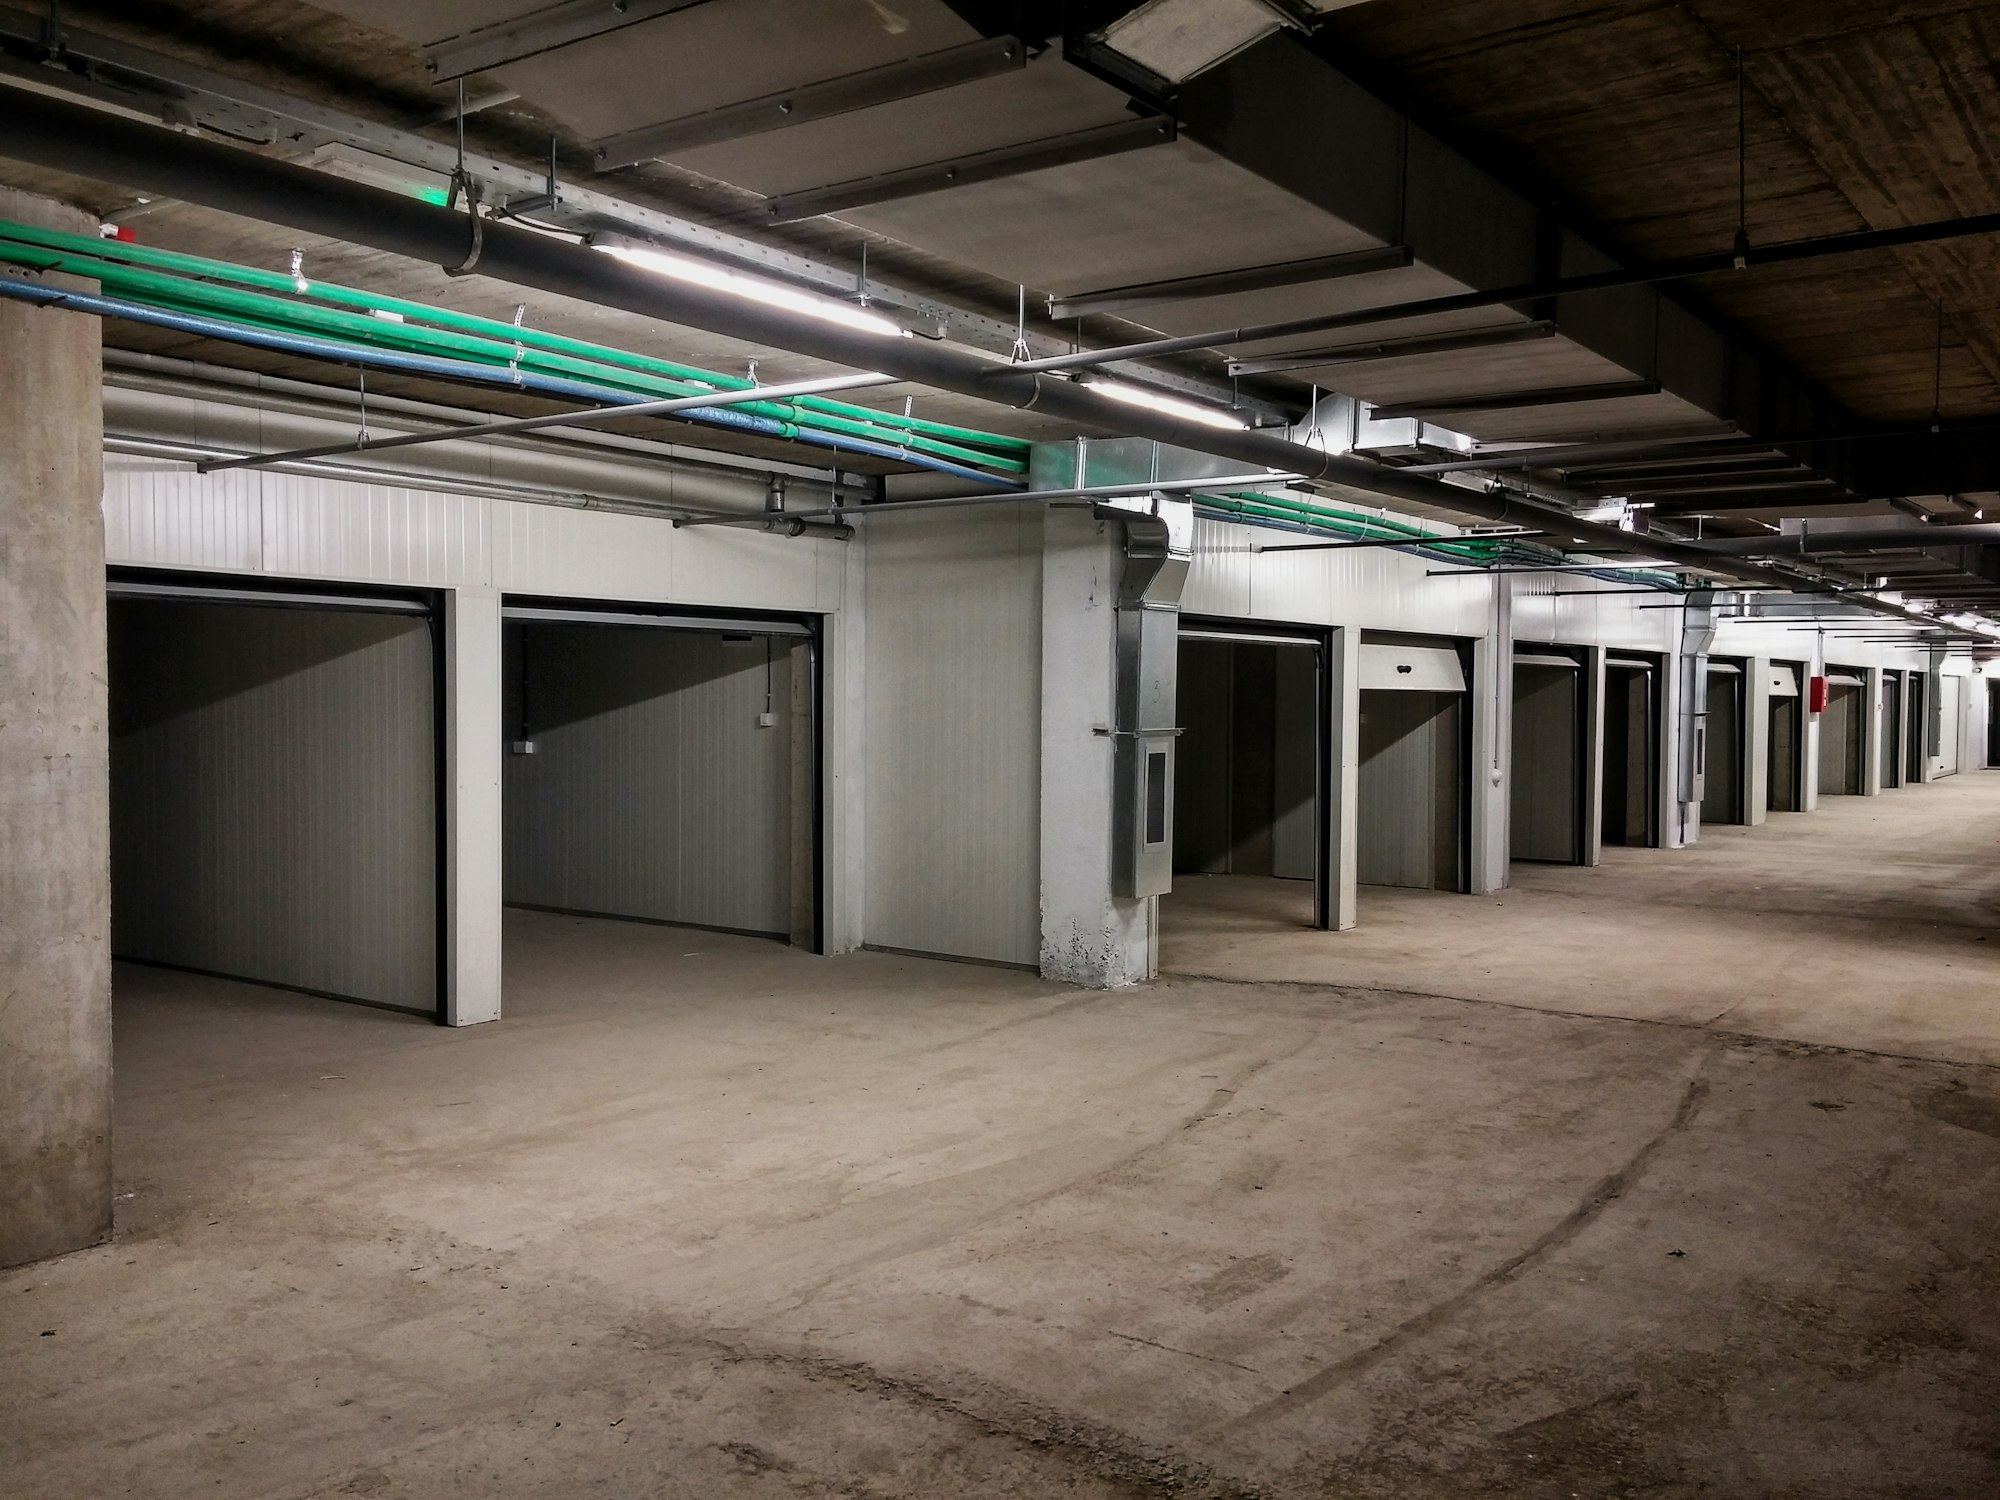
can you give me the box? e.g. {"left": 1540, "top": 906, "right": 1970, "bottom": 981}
{"left": 1683, "top": 523, "right": 2000, "bottom": 556}
{"left": 4, "top": 80, "right": 1991, "bottom": 646}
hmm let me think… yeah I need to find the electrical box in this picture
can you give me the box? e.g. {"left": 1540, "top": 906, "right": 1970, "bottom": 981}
{"left": 1808, "top": 675, "right": 1829, "bottom": 713}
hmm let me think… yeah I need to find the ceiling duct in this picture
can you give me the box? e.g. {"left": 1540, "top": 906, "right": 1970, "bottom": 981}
{"left": 1094, "top": 0, "right": 1287, "bottom": 86}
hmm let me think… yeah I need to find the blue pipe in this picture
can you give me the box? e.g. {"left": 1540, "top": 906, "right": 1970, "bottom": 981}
{"left": 0, "top": 278, "right": 1025, "bottom": 490}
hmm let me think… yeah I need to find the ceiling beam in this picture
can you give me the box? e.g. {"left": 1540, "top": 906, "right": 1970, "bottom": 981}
{"left": 423, "top": 0, "right": 712, "bottom": 84}
{"left": 764, "top": 117, "right": 1175, "bottom": 223}
{"left": 1226, "top": 320, "right": 1555, "bottom": 377}
{"left": 1002, "top": 208, "right": 2000, "bottom": 375}
{"left": 1366, "top": 380, "right": 1660, "bottom": 421}
{"left": 1049, "top": 244, "right": 1413, "bottom": 320}
{"left": 589, "top": 36, "right": 1031, "bottom": 169}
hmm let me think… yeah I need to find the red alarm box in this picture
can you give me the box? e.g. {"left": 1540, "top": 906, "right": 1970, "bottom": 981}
{"left": 1808, "top": 675, "right": 1829, "bottom": 713}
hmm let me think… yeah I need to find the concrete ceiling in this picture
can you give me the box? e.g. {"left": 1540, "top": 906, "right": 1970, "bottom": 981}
{"left": 1, "top": 0, "right": 1996, "bottom": 543}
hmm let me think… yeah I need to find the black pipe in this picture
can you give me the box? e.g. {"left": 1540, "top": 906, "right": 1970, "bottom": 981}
{"left": 1683, "top": 522, "right": 2000, "bottom": 556}
{"left": 0, "top": 81, "right": 1773, "bottom": 581}
{"left": 1011, "top": 211, "right": 2000, "bottom": 375}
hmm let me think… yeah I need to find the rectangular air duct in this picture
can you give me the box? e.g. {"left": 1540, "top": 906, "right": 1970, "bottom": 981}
{"left": 1105, "top": 491, "right": 1194, "bottom": 899}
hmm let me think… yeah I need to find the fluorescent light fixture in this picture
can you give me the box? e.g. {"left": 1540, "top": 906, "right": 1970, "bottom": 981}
{"left": 595, "top": 243, "right": 909, "bottom": 338}
{"left": 1081, "top": 376, "right": 1247, "bottom": 430}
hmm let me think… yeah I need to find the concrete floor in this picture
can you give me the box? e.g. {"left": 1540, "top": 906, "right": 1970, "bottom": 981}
{"left": 5, "top": 780, "right": 2000, "bottom": 1497}
{"left": 1165, "top": 771, "right": 2000, "bottom": 1066}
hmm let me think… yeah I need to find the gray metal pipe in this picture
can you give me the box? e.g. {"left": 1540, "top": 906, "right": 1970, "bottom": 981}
{"left": 1683, "top": 523, "right": 2000, "bottom": 556}
{"left": 0, "top": 83, "right": 1735, "bottom": 570}
{"left": 0, "top": 77, "right": 1978, "bottom": 642}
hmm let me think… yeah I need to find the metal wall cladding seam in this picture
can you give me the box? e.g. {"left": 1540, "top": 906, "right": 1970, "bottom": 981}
{"left": 862, "top": 507, "right": 1041, "bottom": 966}
{"left": 107, "top": 599, "right": 437, "bottom": 1009}
{"left": 502, "top": 624, "right": 792, "bottom": 935}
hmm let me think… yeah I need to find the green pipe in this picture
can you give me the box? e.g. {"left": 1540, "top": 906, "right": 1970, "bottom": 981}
{"left": 1, "top": 236, "right": 1027, "bottom": 472}
{"left": 0, "top": 218, "right": 1031, "bottom": 452}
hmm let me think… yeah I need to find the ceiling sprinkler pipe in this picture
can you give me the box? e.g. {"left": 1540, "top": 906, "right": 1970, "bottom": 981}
{"left": 0, "top": 216, "right": 1029, "bottom": 452}
{"left": 0, "top": 277, "right": 1019, "bottom": 488}
{"left": 0, "top": 82, "right": 1920, "bottom": 589}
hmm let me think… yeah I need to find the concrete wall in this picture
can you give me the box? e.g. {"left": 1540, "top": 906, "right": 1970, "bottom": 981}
{"left": 110, "top": 600, "right": 438, "bottom": 1012}
{"left": 503, "top": 623, "right": 796, "bottom": 938}
{"left": 0, "top": 190, "right": 110, "bottom": 1268}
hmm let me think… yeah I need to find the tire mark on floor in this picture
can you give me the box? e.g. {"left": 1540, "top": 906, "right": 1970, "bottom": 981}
{"left": 1220, "top": 1046, "right": 1717, "bottom": 1435}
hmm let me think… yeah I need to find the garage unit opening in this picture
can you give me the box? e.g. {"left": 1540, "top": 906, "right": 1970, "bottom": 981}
{"left": 1882, "top": 672, "right": 1905, "bottom": 789}
{"left": 1602, "top": 653, "right": 1663, "bottom": 847}
{"left": 1935, "top": 674, "right": 1965, "bottom": 777}
{"left": 1907, "top": 671, "right": 1928, "bottom": 784}
{"left": 501, "top": 602, "right": 819, "bottom": 950}
{"left": 1817, "top": 667, "right": 1867, "bottom": 796}
{"left": 1703, "top": 659, "right": 1748, "bottom": 825}
{"left": 1172, "top": 623, "right": 1326, "bottom": 931}
{"left": 1510, "top": 647, "right": 1586, "bottom": 865}
{"left": 1768, "top": 663, "right": 1806, "bottom": 812}
{"left": 1359, "top": 633, "right": 1470, "bottom": 893}
{"left": 107, "top": 574, "right": 442, "bottom": 1017}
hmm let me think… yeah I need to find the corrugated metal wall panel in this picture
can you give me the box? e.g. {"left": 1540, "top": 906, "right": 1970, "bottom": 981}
{"left": 1183, "top": 516, "right": 1494, "bottom": 637}
{"left": 502, "top": 623, "right": 792, "bottom": 934}
{"left": 108, "top": 599, "right": 436, "bottom": 1010}
{"left": 104, "top": 454, "right": 262, "bottom": 572}
{"left": 490, "top": 501, "right": 828, "bottom": 609}
{"left": 1514, "top": 577, "right": 1680, "bottom": 652}
{"left": 261, "top": 475, "right": 492, "bottom": 586}
{"left": 863, "top": 508, "right": 1041, "bottom": 965}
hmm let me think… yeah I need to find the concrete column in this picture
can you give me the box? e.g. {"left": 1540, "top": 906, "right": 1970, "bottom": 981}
{"left": 821, "top": 546, "right": 865, "bottom": 955}
{"left": 1583, "top": 645, "right": 1608, "bottom": 867}
{"left": 1745, "top": 656, "right": 1772, "bottom": 825}
{"left": 1662, "top": 650, "right": 1688, "bottom": 848}
{"left": 0, "top": 190, "right": 110, "bottom": 1267}
{"left": 1038, "top": 508, "right": 1151, "bottom": 987}
{"left": 1801, "top": 637, "right": 1825, "bottom": 812}
{"left": 1862, "top": 667, "right": 1885, "bottom": 796}
{"left": 1323, "top": 627, "right": 1360, "bottom": 930}
{"left": 445, "top": 585, "right": 503, "bottom": 1025}
{"left": 1468, "top": 591, "right": 1511, "bottom": 895}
